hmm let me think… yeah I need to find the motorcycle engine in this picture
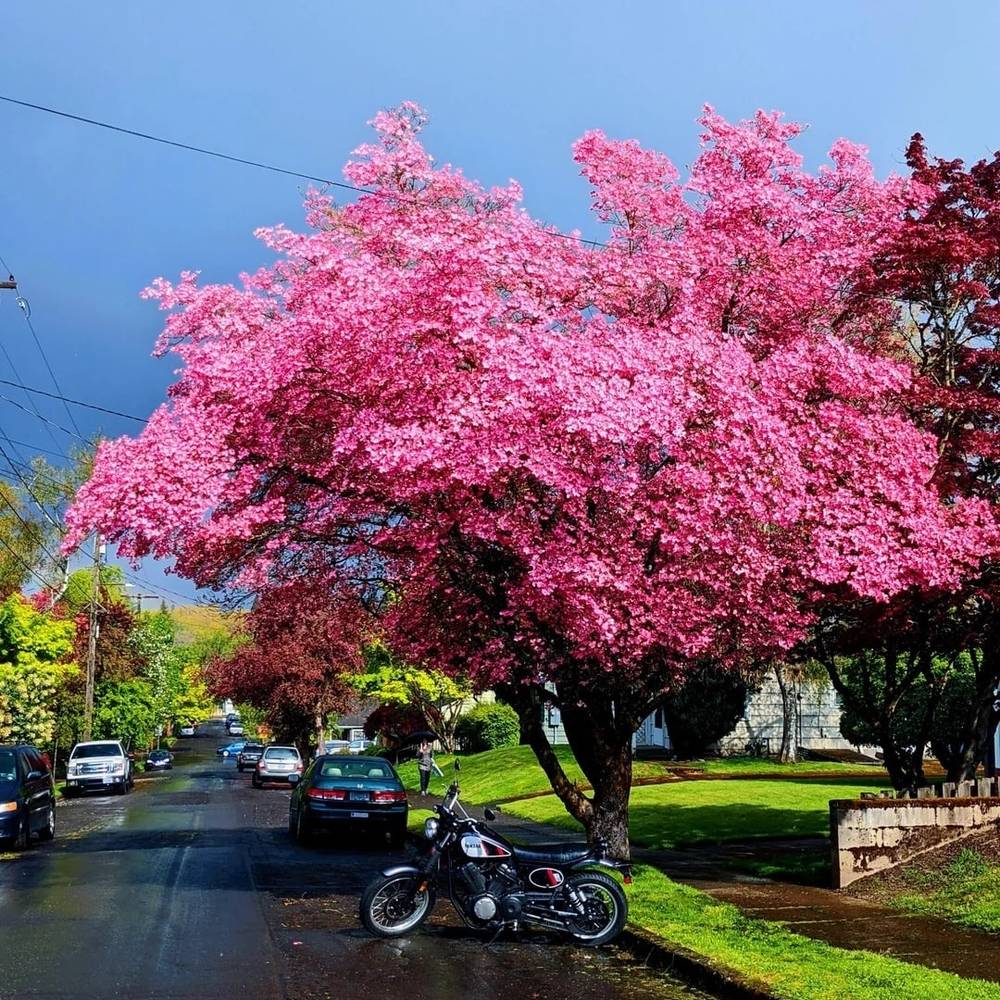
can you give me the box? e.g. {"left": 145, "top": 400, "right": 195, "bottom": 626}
{"left": 458, "top": 863, "right": 522, "bottom": 924}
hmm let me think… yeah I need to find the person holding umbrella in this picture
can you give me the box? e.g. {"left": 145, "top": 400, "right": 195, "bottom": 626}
{"left": 417, "top": 739, "right": 434, "bottom": 794}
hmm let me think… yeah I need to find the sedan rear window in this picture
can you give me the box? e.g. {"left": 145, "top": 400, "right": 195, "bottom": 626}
{"left": 320, "top": 759, "right": 391, "bottom": 779}
{"left": 71, "top": 744, "right": 121, "bottom": 759}
{"left": 264, "top": 748, "right": 300, "bottom": 761}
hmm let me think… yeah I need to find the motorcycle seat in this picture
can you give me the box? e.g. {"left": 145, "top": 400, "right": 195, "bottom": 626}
{"left": 514, "top": 842, "right": 594, "bottom": 866}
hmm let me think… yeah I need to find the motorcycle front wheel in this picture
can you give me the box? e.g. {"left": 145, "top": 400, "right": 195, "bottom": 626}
{"left": 360, "top": 873, "right": 436, "bottom": 938}
{"left": 564, "top": 871, "right": 628, "bottom": 947}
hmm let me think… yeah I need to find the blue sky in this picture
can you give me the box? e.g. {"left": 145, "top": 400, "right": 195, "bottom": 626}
{"left": 1, "top": 0, "right": 998, "bottom": 603}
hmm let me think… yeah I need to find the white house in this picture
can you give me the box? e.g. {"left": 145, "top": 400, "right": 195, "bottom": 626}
{"left": 634, "top": 672, "right": 856, "bottom": 755}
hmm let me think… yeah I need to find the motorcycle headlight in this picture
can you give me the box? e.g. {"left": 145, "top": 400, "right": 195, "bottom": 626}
{"left": 423, "top": 817, "right": 440, "bottom": 840}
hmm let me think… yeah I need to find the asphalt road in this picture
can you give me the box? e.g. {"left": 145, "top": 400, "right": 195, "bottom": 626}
{"left": 0, "top": 723, "right": 710, "bottom": 1000}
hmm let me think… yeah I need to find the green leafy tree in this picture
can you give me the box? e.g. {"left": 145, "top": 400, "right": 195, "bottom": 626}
{"left": 172, "top": 666, "right": 215, "bottom": 727}
{"left": 130, "top": 611, "right": 182, "bottom": 733}
{"left": 93, "top": 677, "right": 158, "bottom": 750}
{"left": 0, "top": 594, "right": 76, "bottom": 747}
{"left": 455, "top": 702, "right": 520, "bottom": 752}
{"left": 660, "top": 664, "right": 751, "bottom": 759}
{"left": 350, "top": 642, "right": 473, "bottom": 751}
{"left": 59, "top": 564, "right": 127, "bottom": 614}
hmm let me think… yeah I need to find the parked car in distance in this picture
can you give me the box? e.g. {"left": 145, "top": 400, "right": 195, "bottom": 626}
{"left": 228, "top": 722, "right": 245, "bottom": 736}
{"left": 65, "top": 740, "right": 133, "bottom": 796}
{"left": 216, "top": 741, "right": 247, "bottom": 758}
{"left": 236, "top": 744, "right": 265, "bottom": 772}
{"left": 178, "top": 725, "right": 196, "bottom": 737}
{"left": 0, "top": 744, "right": 56, "bottom": 849}
{"left": 253, "top": 746, "right": 303, "bottom": 788}
{"left": 288, "top": 755, "right": 408, "bottom": 846}
{"left": 323, "top": 739, "right": 350, "bottom": 754}
{"left": 348, "top": 738, "right": 376, "bottom": 755}
{"left": 145, "top": 749, "right": 174, "bottom": 771}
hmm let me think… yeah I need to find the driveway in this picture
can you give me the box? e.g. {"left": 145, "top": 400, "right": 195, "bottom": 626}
{"left": 0, "top": 724, "right": 709, "bottom": 999}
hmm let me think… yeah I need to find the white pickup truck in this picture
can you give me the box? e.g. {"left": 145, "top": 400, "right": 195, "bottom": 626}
{"left": 65, "top": 740, "right": 134, "bottom": 796}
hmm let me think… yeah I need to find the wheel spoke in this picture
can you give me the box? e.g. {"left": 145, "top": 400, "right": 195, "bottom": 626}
{"left": 368, "top": 877, "right": 429, "bottom": 933}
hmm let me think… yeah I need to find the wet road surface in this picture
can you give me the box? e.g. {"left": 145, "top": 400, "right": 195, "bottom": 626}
{"left": 0, "top": 724, "right": 711, "bottom": 999}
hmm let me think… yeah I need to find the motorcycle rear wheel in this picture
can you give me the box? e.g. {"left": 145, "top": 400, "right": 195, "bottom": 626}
{"left": 564, "top": 871, "right": 628, "bottom": 947}
{"left": 360, "top": 873, "right": 436, "bottom": 938}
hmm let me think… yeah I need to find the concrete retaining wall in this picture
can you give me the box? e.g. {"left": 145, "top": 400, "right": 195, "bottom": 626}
{"left": 831, "top": 793, "right": 1000, "bottom": 888}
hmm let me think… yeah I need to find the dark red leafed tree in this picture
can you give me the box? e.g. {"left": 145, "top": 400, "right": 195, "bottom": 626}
{"left": 205, "top": 584, "right": 364, "bottom": 751}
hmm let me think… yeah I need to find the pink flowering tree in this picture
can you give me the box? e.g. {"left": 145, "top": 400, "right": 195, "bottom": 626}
{"left": 67, "top": 105, "right": 995, "bottom": 855}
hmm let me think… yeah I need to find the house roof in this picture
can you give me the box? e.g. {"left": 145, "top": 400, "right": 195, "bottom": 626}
{"left": 335, "top": 698, "right": 379, "bottom": 729}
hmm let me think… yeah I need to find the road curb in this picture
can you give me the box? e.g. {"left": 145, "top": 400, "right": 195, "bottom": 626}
{"left": 619, "top": 925, "right": 777, "bottom": 1000}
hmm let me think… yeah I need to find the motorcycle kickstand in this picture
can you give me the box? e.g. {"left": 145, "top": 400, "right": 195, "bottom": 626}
{"left": 484, "top": 922, "right": 510, "bottom": 946}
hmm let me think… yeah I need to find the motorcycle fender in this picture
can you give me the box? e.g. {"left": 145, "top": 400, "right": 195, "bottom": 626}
{"left": 381, "top": 864, "right": 422, "bottom": 878}
{"left": 569, "top": 857, "right": 631, "bottom": 876}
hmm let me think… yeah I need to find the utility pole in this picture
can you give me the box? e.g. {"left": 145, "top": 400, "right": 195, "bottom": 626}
{"left": 82, "top": 533, "right": 104, "bottom": 742}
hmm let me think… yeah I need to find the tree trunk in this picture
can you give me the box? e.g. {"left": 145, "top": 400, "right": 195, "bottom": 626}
{"left": 500, "top": 681, "right": 637, "bottom": 859}
{"left": 878, "top": 719, "right": 926, "bottom": 792}
{"left": 500, "top": 683, "right": 593, "bottom": 827}
{"left": 950, "top": 658, "right": 1000, "bottom": 782}
{"left": 584, "top": 739, "right": 633, "bottom": 859}
{"left": 774, "top": 664, "right": 798, "bottom": 764}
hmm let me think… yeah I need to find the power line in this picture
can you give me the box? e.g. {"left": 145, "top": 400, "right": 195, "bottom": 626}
{"left": 0, "top": 336, "right": 66, "bottom": 453}
{"left": 0, "top": 95, "right": 360, "bottom": 194}
{"left": 0, "top": 93, "right": 613, "bottom": 251}
{"left": 20, "top": 308, "right": 84, "bottom": 437}
{"left": 121, "top": 568, "right": 196, "bottom": 604}
{"left": 0, "top": 436, "right": 77, "bottom": 461}
{"left": 0, "top": 393, "right": 95, "bottom": 445}
{"left": 0, "top": 377, "right": 148, "bottom": 423}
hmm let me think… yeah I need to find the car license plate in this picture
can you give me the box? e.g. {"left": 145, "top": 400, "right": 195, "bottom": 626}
{"left": 351, "top": 811, "right": 369, "bottom": 819}
{"left": 103, "top": 777, "right": 114, "bottom": 784}
{"left": 350, "top": 791, "right": 368, "bottom": 801}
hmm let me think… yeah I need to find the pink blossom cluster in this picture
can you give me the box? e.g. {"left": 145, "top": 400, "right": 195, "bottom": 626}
{"left": 67, "top": 105, "right": 997, "bottom": 688}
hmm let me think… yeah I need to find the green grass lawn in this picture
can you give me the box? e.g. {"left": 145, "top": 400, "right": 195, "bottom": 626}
{"left": 885, "top": 849, "right": 1000, "bottom": 933}
{"left": 505, "top": 776, "right": 889, "bottom": 848}
{"left": 629, "top": 865, "right": 1000, "bottom": 1000}
{"left": 695, "top": 756, "right": 886, "bottom": 777}
{"left": 395, "top": 744, "right": 668, "bottom": 804}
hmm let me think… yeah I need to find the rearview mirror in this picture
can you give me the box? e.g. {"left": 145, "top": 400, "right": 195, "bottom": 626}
{"left": 484, "top": 807, "right": 496, "bottom": 822}
{"left": 26, "top": 770, "right": 45, "bottom": 782}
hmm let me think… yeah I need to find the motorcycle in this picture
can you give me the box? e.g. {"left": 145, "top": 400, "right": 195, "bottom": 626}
{"left": 360, "top": 762, "right": 632, "bottom": 946}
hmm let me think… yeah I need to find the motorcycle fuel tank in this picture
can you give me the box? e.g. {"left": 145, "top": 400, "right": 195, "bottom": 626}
{"left": 459, "top": 832, "right": 513, "bottom": 859}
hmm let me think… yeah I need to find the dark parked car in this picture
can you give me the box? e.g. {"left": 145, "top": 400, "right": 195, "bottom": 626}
{"left": 288, "top": 755, "right": 408, "bottom": 846}
{"left": 236, "top": 744, "right": 265, "bottom": 772}
{"left": 0, "top": 744, "right": 56, "bottom": 849}
{"left": 145, "top": 750, "right": 174, "bottom": 771}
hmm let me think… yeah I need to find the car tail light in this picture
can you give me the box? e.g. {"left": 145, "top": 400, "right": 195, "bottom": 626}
{"left": 307, "top": 788, "right": 347, "bottom": 801}
{"left": 372, "top": 790, "right": 408, "bottom": 803}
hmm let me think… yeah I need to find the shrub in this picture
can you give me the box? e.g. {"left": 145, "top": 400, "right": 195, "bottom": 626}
{"left": 661, "top": 665, "right": 749, "bottom": 758}
{"left": 455, "top": 702, "right": 520, "bottom": 752}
